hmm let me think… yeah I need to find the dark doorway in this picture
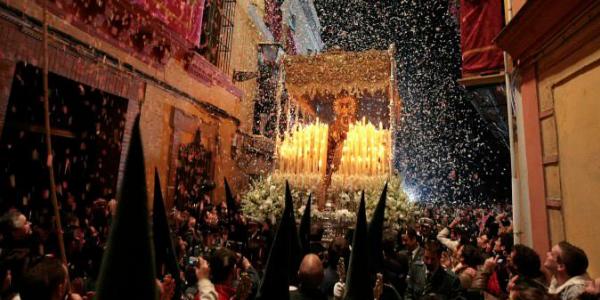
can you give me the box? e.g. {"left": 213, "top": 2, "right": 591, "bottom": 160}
{"left": 0, "top": 62, "right": 128, "bottom": 220}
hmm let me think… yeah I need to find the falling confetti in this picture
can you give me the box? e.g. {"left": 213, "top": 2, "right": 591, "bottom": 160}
{"left": 313, "top": 0, "right": 510, "bottom": 204}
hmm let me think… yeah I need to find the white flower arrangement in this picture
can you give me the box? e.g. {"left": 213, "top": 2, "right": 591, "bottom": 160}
{"left": 241, "top": 174, "right": 415, "bottom": 230}
{"left": 333, "top": 209, "right": 354, "bottom": 221}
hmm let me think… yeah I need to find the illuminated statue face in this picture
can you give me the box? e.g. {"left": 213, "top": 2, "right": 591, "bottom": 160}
{"left": 333, "top": 96, "right": 357, "bottom": 127}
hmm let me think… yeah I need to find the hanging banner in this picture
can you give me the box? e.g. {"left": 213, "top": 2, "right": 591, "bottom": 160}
{"left": 131, "top": 0, "right": 206, "bottom": 45}
{"left": 460, "top": 0, "right": 504, "bottom": 75}
{"left": 264, "top": 0, "right": 283, "bottom": 42}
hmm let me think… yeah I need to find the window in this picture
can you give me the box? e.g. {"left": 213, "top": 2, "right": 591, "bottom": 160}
{"left": 198, "top": 0, "right": 237, "bottom": 74}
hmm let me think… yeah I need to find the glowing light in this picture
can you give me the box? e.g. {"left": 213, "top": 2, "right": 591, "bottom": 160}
{"left": 277, "top": 119, "right": 391, "bottom": 177}
{"left": 403, "top": 185, "right": 421, "bottom": 203}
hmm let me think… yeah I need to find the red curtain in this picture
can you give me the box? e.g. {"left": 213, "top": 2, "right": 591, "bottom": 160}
{"left": 264, "top": 0, "right": 297, "bottom": 54}
{"left": 264, "top": 0, "right": 283, "bottom": 42}
{"left": 130, "top": 0, "right": 205, "bottom": 45}
{"left": 286, "top": 27, "right": 297, "bottom": 55}
{"left": 460, "top": 0, "right": 504, "bottom": 75}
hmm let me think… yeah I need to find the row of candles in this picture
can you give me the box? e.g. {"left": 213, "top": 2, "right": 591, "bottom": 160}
{"left": 277, "top": 118, "right": 391, "bottom": 176}
{"left": 339, "top": 118, "right": 391, "bottom": 176}
{"left": 277, "top": 120, "right": 329, "bottom": 174}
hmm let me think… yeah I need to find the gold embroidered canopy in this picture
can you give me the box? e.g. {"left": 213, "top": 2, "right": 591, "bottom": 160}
{"left": 283, "top": 48, "right": 395, "bottom": 99}
{"left": 277, "top": 47, "right": 401, "bottom": 208}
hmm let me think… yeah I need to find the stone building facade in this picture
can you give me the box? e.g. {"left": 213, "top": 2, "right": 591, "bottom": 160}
{"left": 497, "top": 0, "right": 600, "bottom": 277}
{"left": 0, "top": 0, "right": 322, "bottom": 208}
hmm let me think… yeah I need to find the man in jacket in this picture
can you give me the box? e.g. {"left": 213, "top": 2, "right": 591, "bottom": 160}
{"left": 403, "top": 227, "right": 427, "bottom": 299}
{"left": 406, "top": 240, "right": 465, "bottom": 300}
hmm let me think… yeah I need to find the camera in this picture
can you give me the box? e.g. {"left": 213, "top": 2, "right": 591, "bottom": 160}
{"left": 226, "top": 240, "right": 244, "bottom": 254}
{"left": 188, "top": 256, "right": 199, "bottom": 266}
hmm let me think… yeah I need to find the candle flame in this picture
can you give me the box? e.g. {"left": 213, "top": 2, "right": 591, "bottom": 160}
{"left": 277, "top": 120, "right": 391, "bottom": 176}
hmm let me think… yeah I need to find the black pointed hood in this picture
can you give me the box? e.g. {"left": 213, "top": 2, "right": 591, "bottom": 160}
{"left": 96, "top": 115, "right": 157, "bottom": 300}
{"left": 368, "top": 181, "right": 388, "bottom": 277}
{"left": 224, "top": 177, "right": 237, "bottom": 216}
{"left": 299, "top": 194, "right": 312, "bottom": 255}
{"left": 153, "top": 169, "right": 181, "bottom": 298}
{"left": 256, "top": 181, "right": 304, "bottom": 299}
{"left": 224, "top": 178, "right": 237, "bottom": 212}
{"left": 285, "top": 181, "right": 302, "bottom": 286}
{"left": 344, "top": 192, "right": 373, "bottom": 300}
{"left": 256, "top": 184, "right": 295, "bottom": 300}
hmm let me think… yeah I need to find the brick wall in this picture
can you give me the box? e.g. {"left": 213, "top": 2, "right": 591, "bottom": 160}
{"left": 0, "top": 10, "right": 248, "bottom": 207}
{"left": 115, "top": 99, "right": 141, "bottom": 198}
{"left": 0, "top": 59, "right": 16, "bottom": 136}
{"left": 0, "top": 20, "right": 148, "bottom": 204}
{"left": 230, "top": 0, "right": 262, "bottom": 133}
{"left": 140, "top": 85, "right": 174, "bottom": 208}
{"left": 0, "top": 18, "right": 145, "bottom": 102}
{"left": 168, "top": 107, "right": 220, "bottom": 206}
{"left": 214, "top": 118, "right": 250, "bottom": 201}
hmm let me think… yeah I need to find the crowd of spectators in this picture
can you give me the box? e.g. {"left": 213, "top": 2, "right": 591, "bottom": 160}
{"left": 1, "top": 196, "right": 599, "bottom": 300}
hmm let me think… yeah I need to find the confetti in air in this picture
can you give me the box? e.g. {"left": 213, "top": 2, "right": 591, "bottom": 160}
{"left": 313, "top": 0, "right": 510, "bottom": 204}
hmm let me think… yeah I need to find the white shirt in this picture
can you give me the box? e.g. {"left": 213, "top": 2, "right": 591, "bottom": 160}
{"left": 411, "top": 246, "right": 421, "bottom": 261}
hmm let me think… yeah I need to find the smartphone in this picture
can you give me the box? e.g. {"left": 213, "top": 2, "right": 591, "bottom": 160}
{"left": 188, "top": 256, "right": 199, "bottom": 266}
{"left": 226, "top": 240, "right": 244, "bottom": 254}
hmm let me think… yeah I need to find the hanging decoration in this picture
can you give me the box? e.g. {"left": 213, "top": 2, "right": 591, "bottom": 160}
{"left": 174, "top": 130, "right": 215, "bottom": 211}
{"left": 130, "top": 0, "right": 206, "bottom": 46}
{"left": 36, "top": 0, "right": 206, "bottom": 66}
{"left": 284, "top": 49, "right": 392, "bottom": 98}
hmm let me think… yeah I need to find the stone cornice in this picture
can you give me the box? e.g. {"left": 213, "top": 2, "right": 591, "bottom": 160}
{"left": 495, "top": 0, "right": 598, "bottom": 64}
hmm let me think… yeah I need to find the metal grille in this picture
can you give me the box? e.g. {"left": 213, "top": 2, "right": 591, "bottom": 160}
{"left": 216, "top": 0, "right": 237, "bottom": 74}
{"left": 198, "top": 0, "right": 237, "bottom": 74}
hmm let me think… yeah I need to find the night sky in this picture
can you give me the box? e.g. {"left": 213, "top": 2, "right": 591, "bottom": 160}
{"left": 314, "top": 0, "right": 511, "bottom": 204}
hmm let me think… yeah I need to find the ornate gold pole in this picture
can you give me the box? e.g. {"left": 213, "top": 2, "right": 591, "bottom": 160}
{"left": 388, "top": 44, "right": 397, "bottom": 176}
{"left": 274, "top": 1, "right": 288, "bottom": 172}
{"left": 273, "top": 52, "right": 285, "bottom": 172}
{"left": 285, "top": 95, "right": 292, "bottom": 134}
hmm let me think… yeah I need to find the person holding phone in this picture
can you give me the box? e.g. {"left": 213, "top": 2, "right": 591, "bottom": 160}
{"left": 195, "top": 256, "right": 218, "bottom": 300}
{"left": 195, "top": 248, "right": 259, "bottom": 300}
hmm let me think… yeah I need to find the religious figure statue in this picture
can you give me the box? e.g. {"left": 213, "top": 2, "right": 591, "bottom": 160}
{"left": 318, "top": 95, "right": 357, "bottom": 208}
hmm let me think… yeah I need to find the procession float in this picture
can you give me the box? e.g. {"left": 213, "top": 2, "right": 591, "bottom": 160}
{"left": 242, "top": 46, "right": 415, "bottom": 236}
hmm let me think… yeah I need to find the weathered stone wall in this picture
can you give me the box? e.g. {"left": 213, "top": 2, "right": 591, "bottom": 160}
{"left": 230, "top": 0, "right": 263, "bottom": 133}
{"left": 536, "top": 19, "right": 600, "bottom": 276}
{"left": 0, "top": 1, "right": 252, "bottom": 207}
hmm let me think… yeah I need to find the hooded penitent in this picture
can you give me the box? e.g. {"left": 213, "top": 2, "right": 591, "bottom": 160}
{"left": 256, "top": 181, "right": 303, "bottom": 299}
{"left": 95, "top": 116, "right": 157, "bottom": 300}
{"left": 368, "top": 182, "right": 388, "bottom": 278}
{"left": 299, "top": 194, "right": 312, "bottom": 256}
{"left": 344, "top": 192, "right": 374, "bottom": 300}
{"left": 153, "top": 168, "right": 181, "bottom": 299}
